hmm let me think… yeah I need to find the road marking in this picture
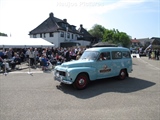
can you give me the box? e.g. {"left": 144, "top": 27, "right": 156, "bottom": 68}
{"left": 137, "top": 58, "right": 160, "bottom": 70}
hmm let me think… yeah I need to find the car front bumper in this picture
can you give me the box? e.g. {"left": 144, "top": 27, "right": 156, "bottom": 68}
{"left": 54, "top": 75, "right": 73, "bottom": 85}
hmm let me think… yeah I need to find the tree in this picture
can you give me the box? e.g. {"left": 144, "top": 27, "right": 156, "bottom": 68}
{"left": 102, "top": 29, "right": 130, "bottom": 47}
{"left": 119, "top": 32, "right": 130, "bottom": 47}
{"left": 102, "top": 29, "right": 114, "bottom": 43}
{"left": 88, "top": 24, "right": 106, "bottom": 41}
{"left": 0, "top": 32, "right": 8, "bottom": 37}
{"left": 89, "top": 24, "right": 131, "bottom": 47}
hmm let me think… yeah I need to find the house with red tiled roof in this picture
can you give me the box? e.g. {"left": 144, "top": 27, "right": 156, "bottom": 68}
{"left": 130, "top": 38, "right": 152, "bottom": 48}
{"left": 131, "top": 38, "right": 142, "bottom": 48}
{"left": 130, "top": 37, "right": 160, "bottom": 51}
{"left": 29, "top": 13, "right": 93, "bottom": 47}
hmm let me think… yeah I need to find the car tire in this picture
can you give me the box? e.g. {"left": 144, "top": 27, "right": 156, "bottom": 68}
{"left": 73, "top": 73, "right": 89, "bottom": 90}
{"left": 118, "top": 69, "right": 127, "bottom": 80}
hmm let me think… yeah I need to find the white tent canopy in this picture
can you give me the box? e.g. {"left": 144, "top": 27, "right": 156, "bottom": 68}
{"left": 0, "top": 36, "right": 54, "bottom": 48}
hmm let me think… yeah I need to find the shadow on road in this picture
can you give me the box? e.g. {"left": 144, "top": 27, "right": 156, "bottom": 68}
{"left": 56, "top": 77, "right": 156, "bottom": 99}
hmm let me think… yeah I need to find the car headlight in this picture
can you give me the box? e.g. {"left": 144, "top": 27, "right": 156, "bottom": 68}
{"left": 66, "top": 71, "right": 70, "bottom": 77}
{"left": 56, "top": 71, "right": 59, "bottom": 77}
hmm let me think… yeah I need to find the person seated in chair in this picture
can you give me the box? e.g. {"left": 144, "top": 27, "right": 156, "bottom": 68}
{"left": 10, "top": 53, "right": 21, "bottom": 70}
{"left": 0, "top": 56, "right": 5, "bottom": 71}
{"left": 0, "top": 56, "right": 11, "bottom": 72}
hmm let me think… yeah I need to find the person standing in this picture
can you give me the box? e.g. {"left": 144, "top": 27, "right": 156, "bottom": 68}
{"left": 46, "top": 47, "right": 52, "bottom": 60}
{"left": 41, "top": 55, "right": 49, "bottom": 71}
{"left": 0, "top": 49, "right": 4, "bottom": 58}
{"left": 6, "top": 48, "right": 14, "bottom": 59}
{"left": 28, "top": 48, "right": 35, "bottom": 67}
{"left": 148, "top": 49, "right": 152, "bottom": 59}
{"left": 25, "top": 48, "right": 30, "bottom": 63}
{"left": 33, "top": 48, "right": 39, "bottom": 66}
{"left": 156, "top": 49, "right": 159, "bottom": 60}
{"left": 64, "top": 48, "right": 70, "bottom": 62}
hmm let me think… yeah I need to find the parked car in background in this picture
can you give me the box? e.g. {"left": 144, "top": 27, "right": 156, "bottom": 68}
{"left": 139, "top": 51, "right": 147, "bottom": 57}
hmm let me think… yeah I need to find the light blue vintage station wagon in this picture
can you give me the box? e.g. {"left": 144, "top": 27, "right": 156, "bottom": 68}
{"left": 54, "top": 47, "right": 133, "bottom": 89}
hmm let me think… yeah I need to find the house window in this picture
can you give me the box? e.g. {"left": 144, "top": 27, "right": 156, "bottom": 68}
{"left": 49, "top": 32, "right": 54, "bottom": 37}
{"left": 61, "top": 23, "right": 64, "bottom": 27}
{"left": 77, "top": 35, "right": 80, "bottom": 38}
{"left": 44, "top": 33, "right": 46, "bottom": 38}
{"left": 61, "top": 32, "right": 64, "bottom": 37}
{"left": 67, "top": 33, "right": 70, "bottom": 38}
{"left": 40, "top": 33, "right": 42, "bottom": 38}
{"left": 33, "top": 34, "right": 36, "bottom": 38}
{"left": 62, "top": 23, "right": 65, "bottom": 27}
{"left": 72, "top": 26, "right": 75, "bottom": 30}
{"left": 72, "top": 34, "right": 73, "bottom": 39}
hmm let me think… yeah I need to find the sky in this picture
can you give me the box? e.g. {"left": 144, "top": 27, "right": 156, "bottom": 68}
{"left": 0, "top": 0, "right": 160, "bottom": 39}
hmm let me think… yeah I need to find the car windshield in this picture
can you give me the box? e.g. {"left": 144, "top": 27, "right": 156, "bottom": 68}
{"left": 79, "top": 51, "right": 99, "bottom": 60}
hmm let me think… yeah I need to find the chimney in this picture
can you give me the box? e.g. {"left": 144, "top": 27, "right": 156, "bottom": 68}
{"left": 80, "top": 24, "right": 83, "bottom": 28}
{"left": 49, "top": 12, "right": 54, "bottom": 17}
{"left": 63, "top": 19, "right": 67, "bottom": 23}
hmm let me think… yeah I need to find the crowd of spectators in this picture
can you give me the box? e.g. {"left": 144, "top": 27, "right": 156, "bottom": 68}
{"left": 130, "top": 47, "right": 160, "bottom": 60}
{"left": 147, "top": 48, "right": 160, "bottom": 60}
{"left": 1, "top": 46, "right": 159, "bottom": 72}
{"left": 0, "top": 46, "right": 86, "bottom": 72}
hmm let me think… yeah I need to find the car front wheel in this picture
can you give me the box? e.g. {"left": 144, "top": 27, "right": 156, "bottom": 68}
{"left": 73, "top": 73, "right": 89, "bottom": 90}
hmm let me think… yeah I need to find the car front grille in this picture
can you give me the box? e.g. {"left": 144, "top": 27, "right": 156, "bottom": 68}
{"left": 57, "top": 70, "right": 66, "bottom": 76}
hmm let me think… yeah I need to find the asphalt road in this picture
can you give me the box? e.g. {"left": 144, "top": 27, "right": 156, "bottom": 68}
{"left": 0, "top": 57, "right": 160, "bottom": 120}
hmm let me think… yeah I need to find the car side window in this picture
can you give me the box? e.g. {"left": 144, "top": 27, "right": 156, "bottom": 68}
{"left": 106, "top": 52, "right": 111, "bottom": 60}
{"left": 122, "top": 51, "right": 131, "bottom": 58}
{"left": 98, "top": 52, "right": 111, "bottom": 61}
{"left": 112, "top": 51, "right": 122, "bottom": 59}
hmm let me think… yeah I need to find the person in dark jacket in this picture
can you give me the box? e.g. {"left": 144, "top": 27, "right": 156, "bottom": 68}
{"left": 156, "top": 49, "right": 159, "bottom": 60}
{"left": 64, "top": 48, "right": 70, "bottom": 62}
